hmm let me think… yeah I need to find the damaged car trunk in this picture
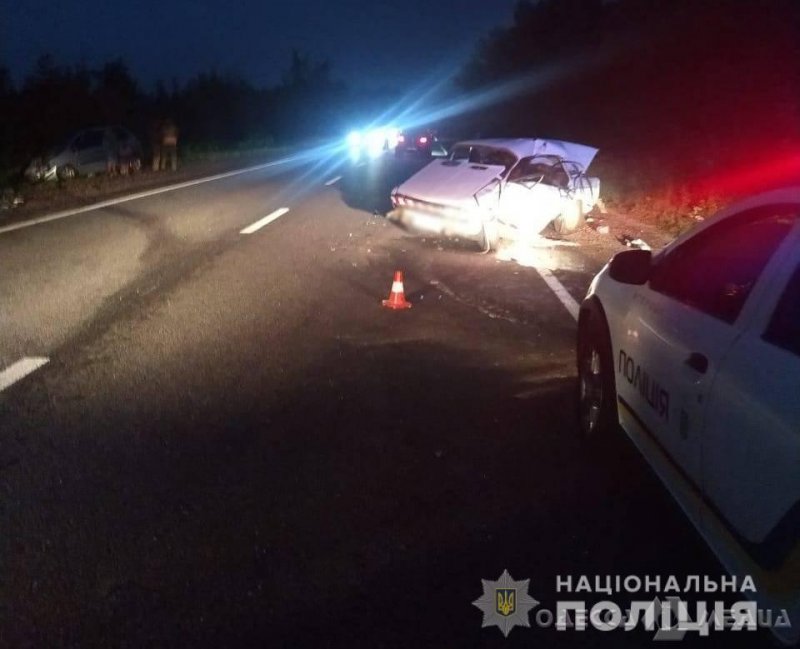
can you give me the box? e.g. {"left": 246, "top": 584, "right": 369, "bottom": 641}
{"left": 389, "top": 138, "right": 600, "bottom": 250}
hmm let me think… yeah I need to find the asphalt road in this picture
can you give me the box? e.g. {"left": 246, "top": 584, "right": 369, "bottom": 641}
{"left": 0, "top": 149, "right": 776, "bottom": 647}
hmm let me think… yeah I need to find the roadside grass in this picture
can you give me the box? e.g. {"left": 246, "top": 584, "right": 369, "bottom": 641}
{"left": 593, "top": 153, "right": 727, "bottom": 237}
{"left": 181, "top": 138, "right": 282, "bottom": 162}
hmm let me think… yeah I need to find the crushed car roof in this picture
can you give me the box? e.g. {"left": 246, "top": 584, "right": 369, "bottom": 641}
{"left": 454, "top": 138, "right": 598, "bottom": 170}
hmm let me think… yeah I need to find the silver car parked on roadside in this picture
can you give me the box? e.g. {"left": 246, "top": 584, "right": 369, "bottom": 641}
{"left": 25, "top": 126, "right": 143, "bottom": 182}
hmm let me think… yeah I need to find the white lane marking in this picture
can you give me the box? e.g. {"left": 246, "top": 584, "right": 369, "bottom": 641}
{"left": 240, "top": 207, "right": 290, "bottom": 234}
{"left": 0, "top": 357, "right": 49, "bottom": 392}
{"left": 0, "top": 157, "right": 296, "bottom": 236}
{"left": 324, "top": 175, "right": 342, "bottom": 186}
{"left": 534, "top": 267, "right": 580, "bottom": 322}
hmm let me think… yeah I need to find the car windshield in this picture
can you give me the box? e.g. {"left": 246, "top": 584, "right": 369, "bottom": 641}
{"left": 450, "top": 145, "right": 517, "bottom": 173}
{"left": 508, "top": 156, "right": 569, "bottom": 188}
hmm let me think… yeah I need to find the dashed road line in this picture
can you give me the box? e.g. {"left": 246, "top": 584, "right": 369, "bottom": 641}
{"left": 240, "top": 207, "right": 290, "bottom": 235}
{"left": 534, "top": 267, "right": 580, "bottom": 321}
{"left": 324, "top": 175, "right": 342, "bottom": 186}
{"left": 0, "top": 357, "right": 49, "bottom": 392}
{"left": 0, "top": 156, "right": 298, "bottom": 236}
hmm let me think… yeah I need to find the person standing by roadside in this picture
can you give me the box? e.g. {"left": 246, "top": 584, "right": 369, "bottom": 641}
{"left": 160, "top": 119, "right": 179, "bottom": 171}
{"left": 151, "top": 119, "right": 162, "bottom": 171}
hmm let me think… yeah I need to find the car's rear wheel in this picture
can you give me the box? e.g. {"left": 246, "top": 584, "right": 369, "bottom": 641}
{"left": 480, "top": 221, "right": 499, "bottom": 252}
{"left": 553, "top": 200, "right": 584, "bottom": 234}
{"left": 577, "top": 311, "right": 617, "bottom": 438}
{"left": 57, "top": 164, "right": 77, "bottom": 181}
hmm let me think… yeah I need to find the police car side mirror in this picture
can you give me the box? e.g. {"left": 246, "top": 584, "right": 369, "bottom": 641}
{"left": 609, "top": 249, "right": 652, "bottom": 285}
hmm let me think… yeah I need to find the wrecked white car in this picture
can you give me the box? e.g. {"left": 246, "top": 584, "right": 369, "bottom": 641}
{"left": 389, "top": 138, "right": 600, "bottom": 249}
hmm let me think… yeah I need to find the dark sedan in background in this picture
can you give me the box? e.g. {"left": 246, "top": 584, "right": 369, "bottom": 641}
{"left": 395, "top": 128, "right": 447, "bottom": 158}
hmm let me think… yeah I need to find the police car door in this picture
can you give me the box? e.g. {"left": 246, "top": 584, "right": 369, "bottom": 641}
{"left": 619, "top": 204, "right": 796, "bottom": 484}
{"left": 700, "top": 214, "right": 800, "bottom": 574}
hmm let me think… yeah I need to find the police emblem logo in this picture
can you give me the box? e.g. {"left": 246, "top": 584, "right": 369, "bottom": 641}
{"left": 496, "top": 588, "right": 516, "bottom": 616}
{"left": 473, "top": 570, "right": 539, "bottom": 637}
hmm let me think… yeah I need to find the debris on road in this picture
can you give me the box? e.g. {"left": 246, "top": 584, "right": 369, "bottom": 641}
{"left": 617, "top": 234, "right": 652, "bottom": 250}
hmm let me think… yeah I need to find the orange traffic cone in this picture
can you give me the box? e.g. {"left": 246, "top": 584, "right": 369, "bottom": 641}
{"left": 382, "top": 270, "right": 412, "bottom": 309}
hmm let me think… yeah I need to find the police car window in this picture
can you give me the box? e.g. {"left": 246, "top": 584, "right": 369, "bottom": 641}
{"left": 763, "top": 263, "right": 800, "bottom": 357}
{"left": 648, "top": 205, "right": 797, "bottom": 324}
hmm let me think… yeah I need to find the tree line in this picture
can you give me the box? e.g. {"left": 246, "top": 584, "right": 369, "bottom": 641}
{"left": 456, "top": 0, "right": 800, "bottom": 198}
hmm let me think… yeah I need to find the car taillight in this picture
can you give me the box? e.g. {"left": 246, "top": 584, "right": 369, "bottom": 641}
{"left": 419, "top": 136, "right": 428, "bottom": 144}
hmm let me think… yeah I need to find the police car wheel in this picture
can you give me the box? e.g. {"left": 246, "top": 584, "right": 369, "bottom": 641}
{"left": 577, "top": 313, "right": 616, "bottom": 438}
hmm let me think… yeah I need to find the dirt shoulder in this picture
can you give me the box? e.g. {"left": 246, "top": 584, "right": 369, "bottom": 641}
{"left": 539, "top": 204, "right": 679, "bottom": 272}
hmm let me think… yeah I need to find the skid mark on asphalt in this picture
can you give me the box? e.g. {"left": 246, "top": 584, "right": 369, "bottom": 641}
{"left": 430, "top": 280, "right": 522, "bottom": 324}
{"left": 0, "top": 357, "right": 49, "bottom": 392}
{"left": 240, "top": 207, "right": 290, "bottom": 234}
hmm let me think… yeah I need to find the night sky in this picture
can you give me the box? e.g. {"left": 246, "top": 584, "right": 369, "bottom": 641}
{"left": 5, "top": 0, "right": 518, "bottom": 88}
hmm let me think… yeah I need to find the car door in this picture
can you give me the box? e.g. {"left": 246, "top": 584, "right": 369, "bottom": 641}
{"left": 618, "top": 204, "right": 797, "bottom": 485}
{"left": 700, "top": 222, "right": 800, "bottom": 567}
{"left": 75, "top": 129, "right": 107, "bottom": 173}
{"left": 499, "top": 157, "right": 564, "bottom": 238}
{"left": 565, "top": 162, "right": 599, "bottom": 212}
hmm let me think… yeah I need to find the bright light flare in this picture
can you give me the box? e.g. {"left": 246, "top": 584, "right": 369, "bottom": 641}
{"left": 365, "top": 128, "right": 386, "bottom": 158}
{"left": 346, "top": 125, "right": 400, "bottom": 160}
{"left": 385, "top": 127, "right": 400, "bottom": 149}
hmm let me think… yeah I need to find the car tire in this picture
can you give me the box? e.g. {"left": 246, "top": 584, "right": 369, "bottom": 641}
{"left": 577, "top": 309, "right": 617, "bottom": 439}
{"left": 480, "top": 221, "right": 499, "bottom": 252}
{"left": 57, "top": 164, "right": 77, "bottom": 181}
{"left": 553, "top": 200, "right": 584, "bottom": 234}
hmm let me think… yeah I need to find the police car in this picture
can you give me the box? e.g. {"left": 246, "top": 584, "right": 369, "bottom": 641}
{"left": 577, "top": 187, "right": 800, "bottom": 642}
